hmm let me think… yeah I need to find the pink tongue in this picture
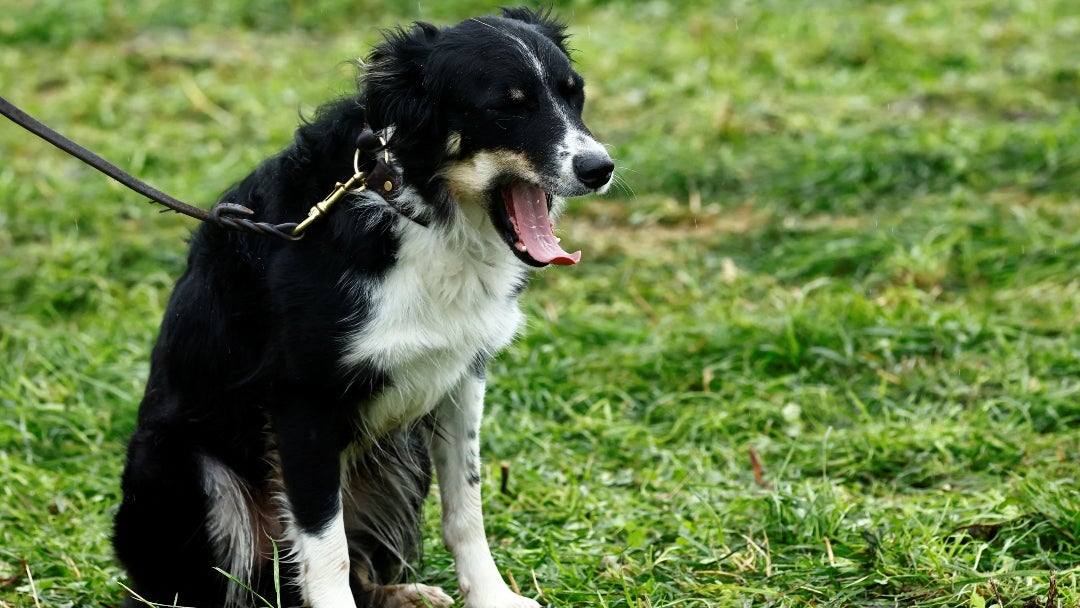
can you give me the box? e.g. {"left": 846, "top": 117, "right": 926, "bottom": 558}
{"left": 507, "top": 184, "right": 581, "bottom": 265}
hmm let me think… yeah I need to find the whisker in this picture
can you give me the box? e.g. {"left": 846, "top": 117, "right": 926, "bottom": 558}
{"left": 469, "top": 18, "right": 498, "bottom": 30}
{"left": 611, "top": 173, "right": 635, "bottom": 197}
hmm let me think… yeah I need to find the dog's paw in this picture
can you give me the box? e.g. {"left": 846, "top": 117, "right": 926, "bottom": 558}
{"left": 462, "top": 587, "right": 542, "bottom": 608}
{"left": 376, "top": 583, "right": 455, "bottom": 608}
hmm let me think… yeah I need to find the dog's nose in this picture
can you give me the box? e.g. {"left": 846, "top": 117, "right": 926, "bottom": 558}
{"left": 572, "top": 153, "right": 614, "bottom": 190}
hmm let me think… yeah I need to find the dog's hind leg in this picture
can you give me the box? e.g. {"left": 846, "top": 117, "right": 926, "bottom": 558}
{"left": 114, "top": 426, "right": 226, "bottom": 607}
{"left": 431, "top": 375, "right": 541, "bottom": 608}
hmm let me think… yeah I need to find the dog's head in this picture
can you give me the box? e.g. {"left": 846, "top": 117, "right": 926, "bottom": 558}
{"left": 362, "top": 7, "right": 613, "bottom": 267}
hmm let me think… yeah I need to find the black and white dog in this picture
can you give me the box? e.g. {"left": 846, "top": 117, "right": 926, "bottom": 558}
{"left": 112, "top": 7, "right": 612, "bottom": 608}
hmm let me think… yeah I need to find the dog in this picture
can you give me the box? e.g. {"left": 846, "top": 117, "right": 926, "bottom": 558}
{"left": 112, "top": 7, "right": 613, "bottom": 608}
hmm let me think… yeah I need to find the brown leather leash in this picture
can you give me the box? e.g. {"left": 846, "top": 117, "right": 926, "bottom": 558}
{"left": 0, "top": 95, "right": 425, "bottom": 240}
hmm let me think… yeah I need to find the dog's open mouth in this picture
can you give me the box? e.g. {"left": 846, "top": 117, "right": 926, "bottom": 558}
{"left": 499, "top": 183, "right": 581, "bottom": 267}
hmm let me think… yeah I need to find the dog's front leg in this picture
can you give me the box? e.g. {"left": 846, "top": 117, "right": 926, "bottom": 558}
{"left": 274, "top": 406, "right": 356, "bottom": 608}
{"left": 432, "top": 375, "right": 541, "bottom": 608}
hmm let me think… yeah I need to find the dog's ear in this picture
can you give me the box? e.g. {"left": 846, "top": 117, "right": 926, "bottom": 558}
{"left": 361, "top": 21, "right": 440, "bottom": 134}
{"left": 500, "top": 6, "right": 570, "bottom": 53}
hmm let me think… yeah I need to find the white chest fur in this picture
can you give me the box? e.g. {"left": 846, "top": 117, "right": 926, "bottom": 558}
{"left": 339, "top": 208, "right": 526, "bottom": 435}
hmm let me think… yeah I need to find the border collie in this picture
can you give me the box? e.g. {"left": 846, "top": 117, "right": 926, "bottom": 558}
{"left": 113, "top": 7, "right": 612, "bottom": 608}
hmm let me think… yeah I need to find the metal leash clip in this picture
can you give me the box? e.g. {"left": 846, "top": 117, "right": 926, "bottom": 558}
{"left": 292, "top": 147, "right": 370, "bottom": 237}
{"left": 291, "top": 128, "right": 405, "bottom": 237}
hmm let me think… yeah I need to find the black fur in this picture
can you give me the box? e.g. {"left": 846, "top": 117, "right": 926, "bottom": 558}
{"left": 113, "top": 7, "right": 611, "bottom": 608}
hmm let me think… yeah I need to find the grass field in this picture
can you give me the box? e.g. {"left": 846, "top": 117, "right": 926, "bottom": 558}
{"left": 2, "top": 0, "right": 1079, "bottom": 606}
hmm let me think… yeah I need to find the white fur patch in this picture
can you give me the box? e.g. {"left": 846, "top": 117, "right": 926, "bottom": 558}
{"left": 340, "top": 196, "right": 526, "bottom": 436}
{"left": 200, "top": 454, "right": 261, "bottom": 608}
{"left": 556, "top": 127, "right": 613, "bottom": 194}
{"left": 289, "top": 507, "right": 354, "bottom": 608}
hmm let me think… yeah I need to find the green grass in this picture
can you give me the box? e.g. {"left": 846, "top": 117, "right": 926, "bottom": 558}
{"left": 2, "top": 0, "right": 1079, "bottom": 606}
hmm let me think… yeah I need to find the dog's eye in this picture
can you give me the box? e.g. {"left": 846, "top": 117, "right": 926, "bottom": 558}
{"left": 561, "top": 85, "right": 585, "bottom": 113}
{"left": 559, "top": 75, "right": 585, "bottom": 112}
{"left": 486, "top": 89, "right": 535, "bottom": 114}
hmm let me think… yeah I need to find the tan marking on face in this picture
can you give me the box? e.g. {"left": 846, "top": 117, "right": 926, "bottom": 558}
{"left": 439, "top": 150, "right": 542, "bottom": 205}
